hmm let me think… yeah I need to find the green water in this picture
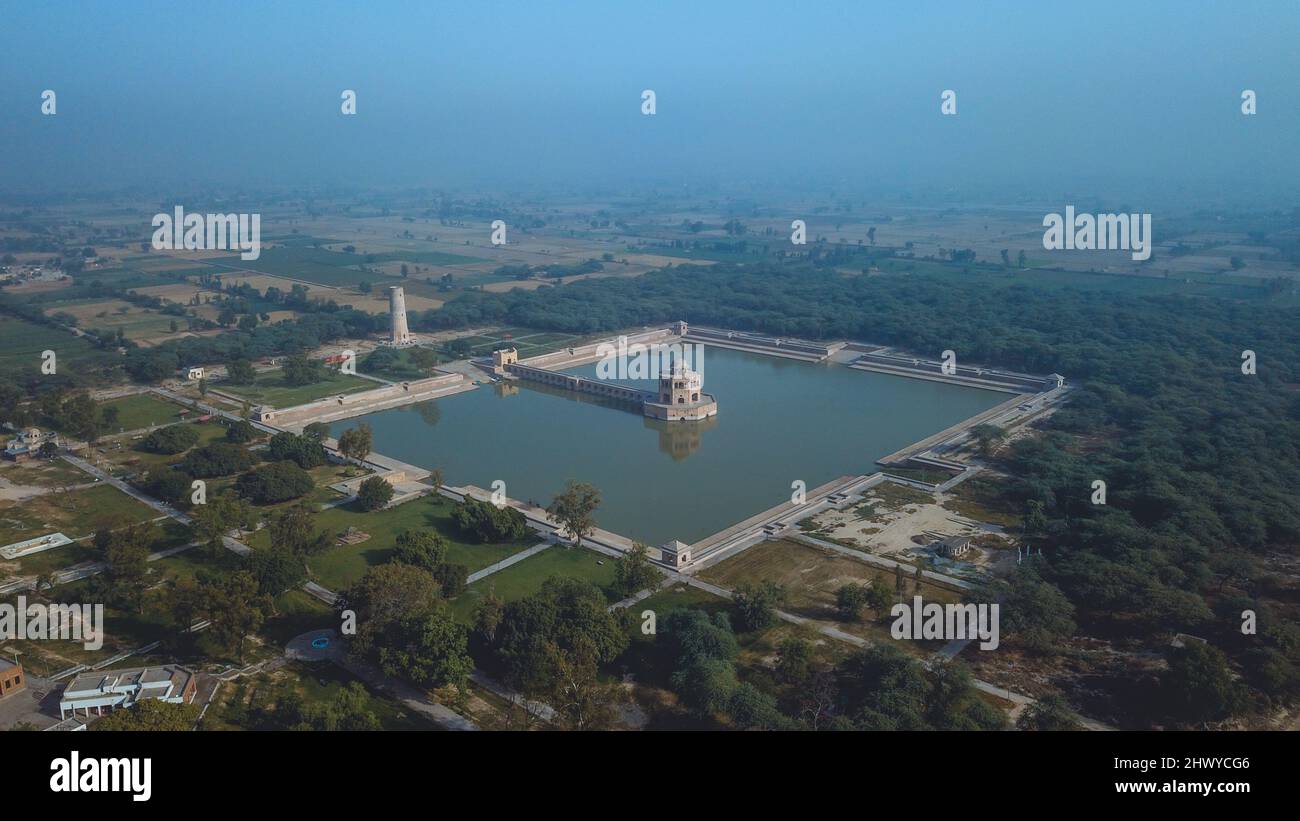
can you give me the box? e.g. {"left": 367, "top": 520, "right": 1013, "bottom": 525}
{"left": 333, "top": 346, "right": 1006, "bottom": 545}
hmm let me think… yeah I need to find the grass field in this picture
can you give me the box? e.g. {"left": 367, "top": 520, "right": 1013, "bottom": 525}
{"left": 247, "top": 494, "right": 533, "bottom": 591}
{"left": 0, "top": 314, "right": 117, "bottom": 372}
{"left": 100, "top": 393, "right": 186, "bottom": 432}
{"left": 448, "top": 545, "right": 619, "bottom": 622}
{"left": 100, "top": 421, "right": 230, "bottom": 475}
{"left": 0, "top": 483, "right": 162, "bottom": 545}
{"left": 44, "top": 298, "right": 176, "bottom": 341}
{"left": 221, "top": 368, "right": 375, "bottom": 407}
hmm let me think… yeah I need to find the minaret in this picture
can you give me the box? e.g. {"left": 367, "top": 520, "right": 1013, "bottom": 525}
{"left": 389, "top": 286, "right": 411, "bottom": 345}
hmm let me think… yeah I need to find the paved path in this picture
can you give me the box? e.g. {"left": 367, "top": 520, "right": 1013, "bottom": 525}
{"left": 302, "top": 581, "right": 339, "bottom": 606}
{"left": 465, "top": 542, "right": 551, "bottom": 584}
{"left": 58, "top": 451, "right": 251, "bottom": 556}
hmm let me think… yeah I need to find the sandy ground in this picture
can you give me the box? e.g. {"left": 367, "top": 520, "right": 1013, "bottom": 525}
{"left": 805, "top": 486, "right": 1016, "bottom": 574}
{"left": 0, "top": 477, "right": 54, "bottom": 502}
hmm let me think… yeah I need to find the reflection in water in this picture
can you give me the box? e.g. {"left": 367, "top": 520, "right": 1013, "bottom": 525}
{"left": 511, "top": 376, "right": 643, "bottom": 414}
{"left": 644, "top": 414, "right": 717, "bottom": 461}
{"left": 401, "top": 399, "right": 443, "bottom": 428}
{"left": 493, "top": 382, "right": 520, "bottom": 398}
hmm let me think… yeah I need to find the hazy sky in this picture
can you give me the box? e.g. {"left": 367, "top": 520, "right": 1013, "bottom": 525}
{"left": 2, "top": 0, "right": 1298, "bottom": 198}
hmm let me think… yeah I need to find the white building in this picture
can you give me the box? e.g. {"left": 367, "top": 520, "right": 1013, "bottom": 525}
{"left": 58, "top": 665, "right": 197, "bottom": 720}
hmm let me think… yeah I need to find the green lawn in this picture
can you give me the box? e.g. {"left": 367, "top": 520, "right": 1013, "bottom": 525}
{"left": 100, "top": 393, "right": 186, "bottom": 432}
{"left": 221, "top": 368, "right": 376, "bottom": 408}
{"left": 247, "top": 494, "right": 534, "bottom": 592}
{"left": 448, "top": 545, "right": 619, "bottom": 622}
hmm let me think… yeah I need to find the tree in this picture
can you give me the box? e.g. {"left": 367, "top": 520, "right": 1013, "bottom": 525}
{"left": 776, "top": 637, "right": 813, "bottom": 685}
{"left": 201, "top": 570, "right": 270, "bottom": 663}
{"left": 1017, "top": 693, "right": 1082, "bottom": 731}
{"left": 337, "top": 423, "right": 373, "bottom": 465}
{"left": 1163, "top": 641, "right": 1246, "bottom": 724}
{"left": 248, "top": 544, "right": 307, "bottom": 596}
{"left": 268, "top": 431, "right": 327, "bottom": 468}
{"left": 236, "top": 461, "right": 314, "bottom": 504}
{"left": 429, "top": 468, "right": 444, "bottom": 492}
{"left": 139, "top": 424, "right": 199, "bottom": 454}
{"left": 268, "top": 503, "right": 332, "bottom": 556}
{"left": 303, "top": 421, "right": 331, "bottom": 442}
{"left": 92, "top": 700, "right": 200, "bottom": 731}
{"left": 190, "top": 493, "right": 251, "bottom": 555}
{"left": 991, "top": 566, "right": 1076, "bottom": 654}
{"left": 836, "top": 583, "right": 870, "bottom": 621}
{"left": 409, "top": 347, "right": 438, "bottom": 374}
{"left": 378, "top": 605, "right": 474, "bottom": 692}
{"left": 224, "top": 419, "right": 258, "bottom": 444}
{"left": 613, "top": 542, "right": 659, "bottom": 596}
{"left": 391, "top": 530, "right": 449, "bottom": 571}
{"left": 176, "top": 442, "right": 255, "bottom": 478}
{"left": 339, "top": 564, "right": 442, "bottom": 656}
{"left": 546, "top": 480, "right": 600, "bottom": 547}
{"left": 490, "top": 577, "right": 627, "bottom": 693}
{"left": 104, "top": 524, "right": 151, "bottom": 613}
{"left": 969, "top": 423, "right": 1006, "bottom": 457}
{"left": 543, "top": 640, "right": 624, "bottom": 730}
{"left": 281, "top": 353, "right": 323, "bottom": 386}
{"left": 356, "top": 476, "right": 395, "bottom": 511}
{"left": 733, "top": 581, "right": 785, "bottom": 631}
{"left": 671, "top": 657, "right": 738, "bottom": 718}
{"left": 451, "top": 497, "right": 529, "bottom": 542}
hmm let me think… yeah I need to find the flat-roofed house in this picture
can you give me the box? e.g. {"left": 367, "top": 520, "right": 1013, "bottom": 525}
{"left": 0, "top": 658, "right": 25, "bottom": 699}
{"left": 58, "top": 665, "right": 197, "bottom": 720}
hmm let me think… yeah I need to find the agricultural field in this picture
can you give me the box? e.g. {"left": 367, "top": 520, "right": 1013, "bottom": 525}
{"left": 43, "top": 298, "right": 177, "bottom": 341}
{"left": 0, "top": 314, "right": 117, "bottom": 373}
{"left": 219, "top": 368, "right": 376, "bottom": 407}
{"left": 200, "top": 246, "right": 402, "bottom": 289}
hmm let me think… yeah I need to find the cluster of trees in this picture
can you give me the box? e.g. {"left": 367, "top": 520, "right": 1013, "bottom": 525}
{"left": 389, "top": 529, "right": 468, "bottom": 597}
{"left": 139, "top": 424, "right": 199, "bottom": 454}
{"left": 338, "top": 563, "right": 473, "bottom": 692}
{"left": 451, "top": 497, "right": 529, "bottom": 543}
{"left": 268, "top": 430, "right": 327, "bottom": 469}
{"left": 236, "top": 461, "right": 314, "bottom": 504}
{"left": 472, "top": 577, "right": 629, "bottom": 729}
